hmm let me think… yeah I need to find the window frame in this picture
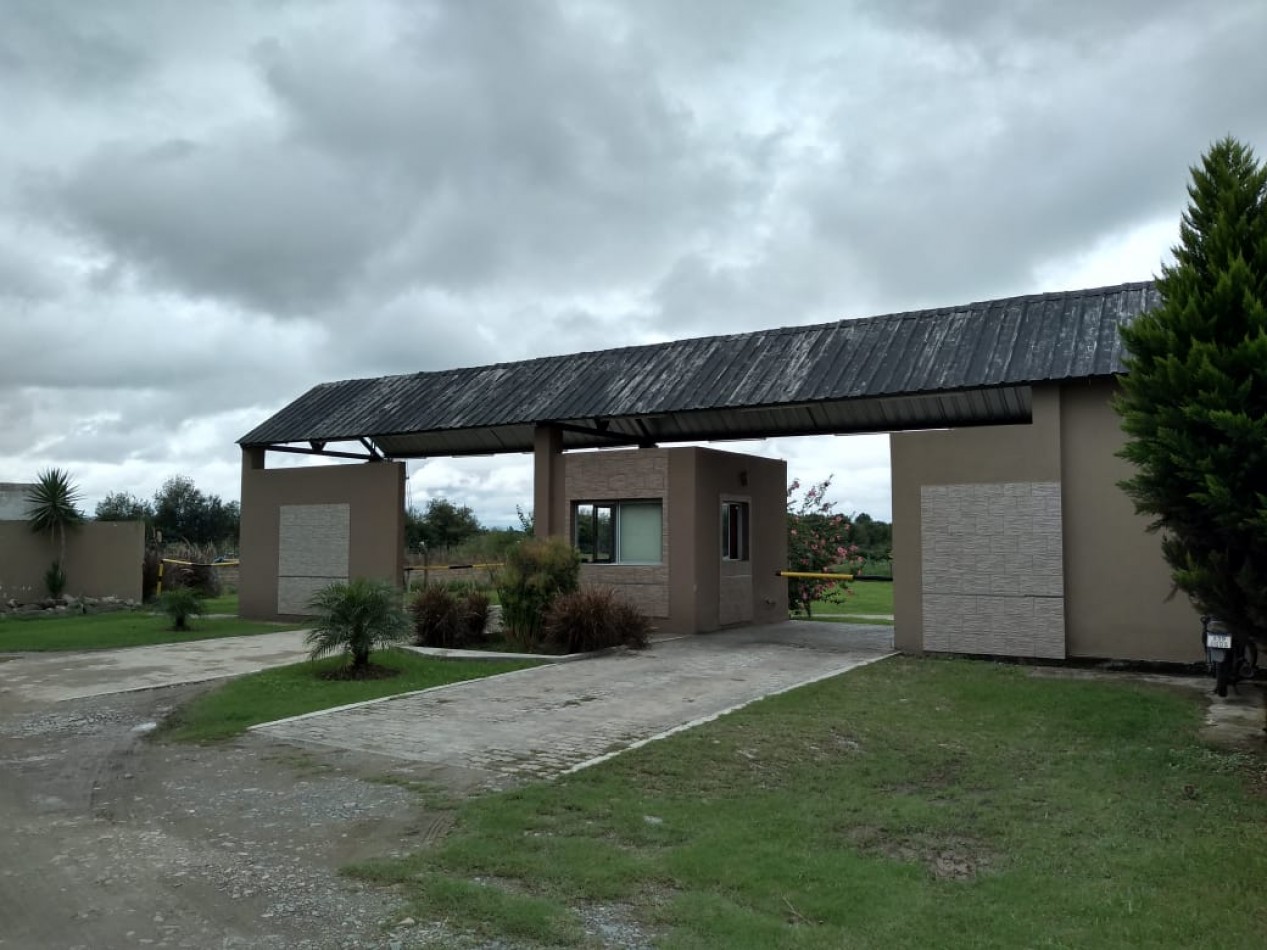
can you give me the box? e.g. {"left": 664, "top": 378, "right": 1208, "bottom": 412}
{"left": 573, "top": 499, "right": 663, "bottom": 565}
{"left": 721, "top": 500, "right": 750, "bottom": 562}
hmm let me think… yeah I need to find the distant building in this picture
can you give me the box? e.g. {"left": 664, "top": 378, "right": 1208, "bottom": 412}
{"left": 0, "top": 483, "right": 35, "bottom": 521}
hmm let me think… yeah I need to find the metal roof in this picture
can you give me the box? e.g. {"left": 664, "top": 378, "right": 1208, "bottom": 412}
{"left": 240, "top": 281, "right": 1158, "bottom": 458}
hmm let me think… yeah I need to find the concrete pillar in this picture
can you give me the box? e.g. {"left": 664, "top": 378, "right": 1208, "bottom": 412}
{"left": 533, "top": 425, "right": 566, "bottom": 539}
{"left": 242, "top": 446, "right": 266, "bottom": 473}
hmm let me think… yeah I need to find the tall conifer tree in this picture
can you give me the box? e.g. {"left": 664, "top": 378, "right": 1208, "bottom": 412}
{"left": 1117, "top": 137, "right": 1267, "bottom": 645}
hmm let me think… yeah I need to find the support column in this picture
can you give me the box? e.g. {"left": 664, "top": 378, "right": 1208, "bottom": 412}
{"left": 533, "top": 425, "right": 566, "bottom": 540}
{"left": 238, "top": 446, "right": 267, "bottom": 619}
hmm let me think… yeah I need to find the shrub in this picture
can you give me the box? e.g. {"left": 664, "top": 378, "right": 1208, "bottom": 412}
{"left": 306, "top": 578, "right": 411, "bottom": 673}
{"left": 544, "top": 588, "right": 651, "bottom": 654}
{"left": 43, "top": 561, "right": 68, "bottom": 600}
{"left": 159, "top": 588, "right": 205, "bottom": 631}
{"left": 462, "top": 588, "right": 491, "bottom": 642}
{"left": 142, "top": 548, "right": 161, "bottom": 601}
{"left": 787, "top": 476, "right": 864, "bottom": 618}
{"left": 411, "top": 584, "right": 493, "bottom": 648}
{"left": 497, "top": 537, "right": 581, "bottom": 651}
{"left": 411, "top": 585, "right": 465, "bottom": 647}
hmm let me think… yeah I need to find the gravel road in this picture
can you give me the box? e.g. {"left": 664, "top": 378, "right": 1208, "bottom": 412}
{"left": 0, "top": 683, "right": 460, "bottom": 950}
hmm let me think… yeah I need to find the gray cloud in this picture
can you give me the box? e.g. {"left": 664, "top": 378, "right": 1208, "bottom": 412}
{"left": 2, "top": 0, "right": 1265, "bottom": 525}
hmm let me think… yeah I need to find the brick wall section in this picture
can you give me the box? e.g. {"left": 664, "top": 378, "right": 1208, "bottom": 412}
{"left": 921, "top": 482, "right": 1065, "bottom": 658}
{"left": 565, "top": 450, "right": 670, "bottom": 619}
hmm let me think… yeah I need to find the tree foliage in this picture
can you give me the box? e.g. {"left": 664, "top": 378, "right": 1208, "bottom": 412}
{"left": 786, "top": 476, "right": 863, "bottom": 618}
{"left": 95, "top": 477, "right": 239, "bottom": 547}
{"left": 405, "top": 498, "right": 483, "bottom": 552}
{"left": 95, "top": 491, "right": 154, "bottom": 523}
{"left": 848, "top": 512, "right": 893, "bottom": 562}
{"left": 151, "top": 476, "right": 240, "bottom": 546}
{"left": 1116, "top": 136, "right": 1267, "bottom": 644}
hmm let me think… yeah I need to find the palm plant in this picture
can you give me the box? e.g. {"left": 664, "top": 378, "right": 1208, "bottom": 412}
{"left": 159, "top": 588, "right": 205, "bottom": 631}
{"left": 24, "top": 468, "right": 85, "bottom": 597}
{"left": 306, "top": 578, "right": 411, "bottom": 673}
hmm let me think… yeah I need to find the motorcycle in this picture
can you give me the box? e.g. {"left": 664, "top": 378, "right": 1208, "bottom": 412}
{"left": 1202, "top": 615, "right": 1259, "bottom": 697}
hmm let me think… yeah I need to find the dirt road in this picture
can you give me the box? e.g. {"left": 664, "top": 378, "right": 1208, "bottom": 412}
{"left": 0, "top": 683, "right": 451, "bottom": 949}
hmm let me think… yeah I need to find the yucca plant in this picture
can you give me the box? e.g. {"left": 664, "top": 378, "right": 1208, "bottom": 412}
{"left": 24, "top": 467, "right": 85, "bottom": 597}
{"left": 306, "top": 578, "right": 411, "bottom": 673}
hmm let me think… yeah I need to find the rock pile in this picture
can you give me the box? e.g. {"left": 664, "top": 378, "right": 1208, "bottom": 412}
{"left": 2, "top": 595, "right": 141, "bottom": 616}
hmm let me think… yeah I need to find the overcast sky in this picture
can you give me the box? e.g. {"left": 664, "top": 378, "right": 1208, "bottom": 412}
{"left": 2, "top": 0, "right": 1265, "bottom": 527}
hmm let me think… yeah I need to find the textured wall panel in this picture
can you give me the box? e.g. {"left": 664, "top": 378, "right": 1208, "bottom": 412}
{"left": 278, "top": 575, "right": 338, "bottom": 616}
{"left": 921, "top": 482, "right": 1064, "bottom": 658}
{"left": 277, "top": 503, "right": 350, "bottom": 614}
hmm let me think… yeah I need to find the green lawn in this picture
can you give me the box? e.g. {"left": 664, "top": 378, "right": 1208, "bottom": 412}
{"left": 0, "top": 610, "right": 290, "bottom": 652}
{"left": 350, "top": 658, "right": 1267, "bottom": 948}
{"left": 201, "top": 592, "right": 240, "bottom": 614}
{"left": 800, "top": 579, "right": 894, "bottom": 622}
{"left": 160, "top": 648, "right": 537, "bottom": 742}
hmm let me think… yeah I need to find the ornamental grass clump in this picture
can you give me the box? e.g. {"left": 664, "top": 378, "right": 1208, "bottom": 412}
{"left": 497, "top": 537, "right": 580, "bottom": 651}
{"left": 411, "top": 584, "right": 491, "bottom": 648}
{"left": 544, "top": 588, "right": 651, "bottom": 654}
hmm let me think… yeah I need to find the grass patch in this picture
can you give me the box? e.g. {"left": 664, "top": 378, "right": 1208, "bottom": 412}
{"left": 159, "top": 648, "right": 537, "bottom": 742}
{"left": 801, "top": 579, "right": 893, "bottom": 621}
{"left": 352, "top": 658, "right": 1267, "bottom": 948}
{"left": 0, "top": 610, "right": 291, "bottom": 652}
{"left": 200, "top": 593, "right": 239, "bottom": 614}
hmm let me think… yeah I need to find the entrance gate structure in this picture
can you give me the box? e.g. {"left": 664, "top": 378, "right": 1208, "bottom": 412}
{"left": 238, "top": 280, "right": 1200, "bottom": 662}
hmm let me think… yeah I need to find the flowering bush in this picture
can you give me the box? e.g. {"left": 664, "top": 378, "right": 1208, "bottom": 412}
{"left": 787, "top": 476, "right": 864, "bottom": 617}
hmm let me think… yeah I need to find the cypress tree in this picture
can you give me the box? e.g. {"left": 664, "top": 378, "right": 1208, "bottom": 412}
{"left": 1117, "top": 136, "right": 1267, "bottom": 646}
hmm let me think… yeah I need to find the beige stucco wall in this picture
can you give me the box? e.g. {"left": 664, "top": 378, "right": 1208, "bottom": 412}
{"left": 893, "top": 379, "right": 1204, "bottom": 663}
{"left": 1060, "top": 379, "right": 1201, "bottom": 662}
{"left": 239, "top": 452, "right": 405, "bottom": 621}
{"left": 561, "top": 446, "right": 787, "bottom": 634}
{"left": 0, "top": 521, "right": 144, "bottom": 603}
{"left": 691, "top": 448, "right": 788, "bottom": 631}
{"left": 891, "top": 386, "right": 1064, "bottom": 656}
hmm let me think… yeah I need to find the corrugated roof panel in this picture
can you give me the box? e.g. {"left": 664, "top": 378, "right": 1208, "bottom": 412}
{"left": 238, "top": 281, "right": 1155, "bottom": 454}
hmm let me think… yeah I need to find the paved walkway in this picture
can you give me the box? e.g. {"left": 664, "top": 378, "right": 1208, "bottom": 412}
{"left": 0, "top": 630, "right": 310, "bottom": 704}
{"left": 253, "top": 622, "right": 894, "bottom": 783}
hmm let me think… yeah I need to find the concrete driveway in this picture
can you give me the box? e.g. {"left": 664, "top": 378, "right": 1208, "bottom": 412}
{"left": 253, "top": 621, "right": 894, "bottom": 787}
{"left": 0, "top": 630, "right": 310, "bottom": 706}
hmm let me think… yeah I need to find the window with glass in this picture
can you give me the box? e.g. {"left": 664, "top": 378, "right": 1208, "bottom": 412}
{"left": 574, "top": 501, "right": 662, "bottom": 564}
{"left": 722, "top": 501, "right": 750, "bottom": 561}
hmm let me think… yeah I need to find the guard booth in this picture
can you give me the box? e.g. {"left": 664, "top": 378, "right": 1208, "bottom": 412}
{"left": 545, "top": 446, "right": 787, "bottom": 634}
